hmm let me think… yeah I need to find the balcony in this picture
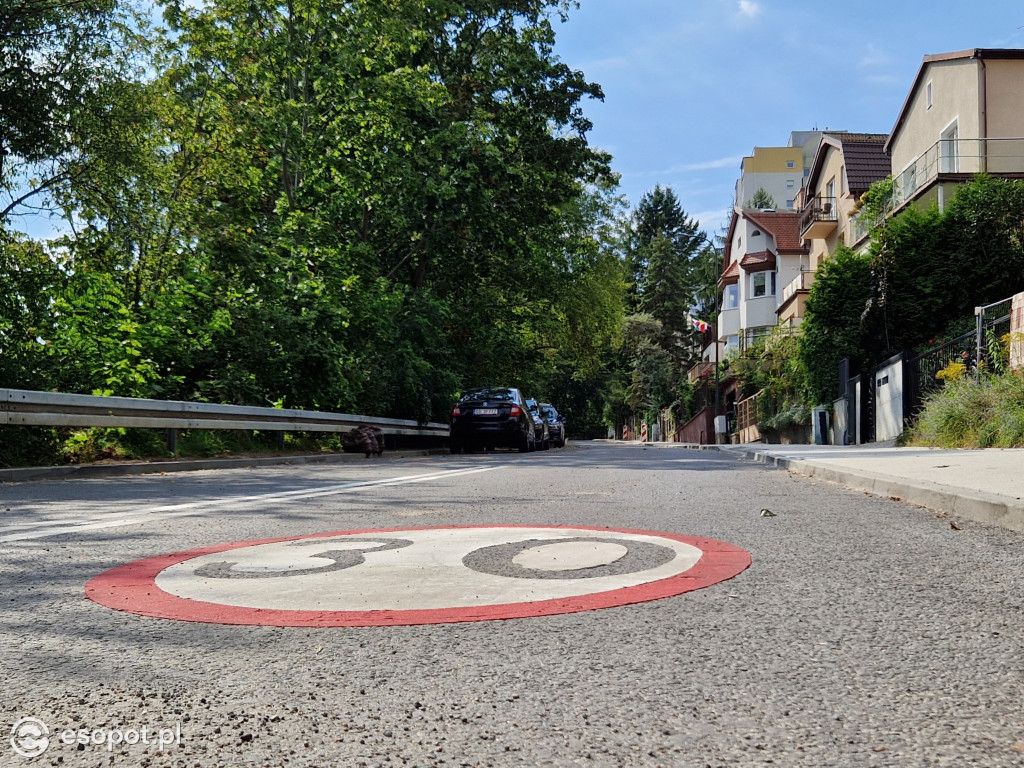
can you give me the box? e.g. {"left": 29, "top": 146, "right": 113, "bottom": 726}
{"left": 718, "top": 307, "right": 740, "bottom": 339}
{"left": 894, "top": 137, "right": 1024, "bottom": 208}
{"left": 780, "top": 270, "right": 814, "bottom": 305}
{"left": 778, "top": 271, "right": 814, "bottom": 325}
{"left": 687, "top": 360, "right": 715, "bottom": 383}
{"left": 799, "top": 195, "right": 838, "bottom": 238}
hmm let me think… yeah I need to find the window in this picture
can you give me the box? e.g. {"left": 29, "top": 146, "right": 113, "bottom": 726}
{"left": 926, "top": 80, "right": 933, "bottom": 109}
{"left": 839, "top": 166, "right": 845, "bottom": 195}
{"left": 751, "top": 229, "right": 761, "bottom": 237}
{"left": 785, "top": 199, "right": 794, "bottom": 209}
{"left": 941, "top": 120, "right": 959, "bottom": 173}
{"left": 786, "top": 160, "right": 796, "bottom": 169}
{"left": 723, "top": 284, "right": 738, "bottom": 309}
{"left": 786, "top": 179, "right": 795, "bottom": 188}
{"left": 751, "top": 271, "right": 776, "bottom": 298}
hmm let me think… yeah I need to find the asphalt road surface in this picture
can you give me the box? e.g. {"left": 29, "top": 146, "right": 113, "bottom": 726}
{"left": 1, "top": 442, "right": 1022, "bottom": 767}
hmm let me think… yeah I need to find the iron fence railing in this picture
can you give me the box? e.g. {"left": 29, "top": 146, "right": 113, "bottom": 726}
{"left": 895, "top": 137, "right": 1024, "bottom": 207}
{"left": 974, "top": 297, "right": 1014, "bottom": 378}
{"left": 907, "top": 330, "right": 976, "bottom": 408}
{"left": 906, "top": 296, "right": 1015, "bottom": 412}
{"left": 798, "top": 195, "right": 837, "bottom": 235}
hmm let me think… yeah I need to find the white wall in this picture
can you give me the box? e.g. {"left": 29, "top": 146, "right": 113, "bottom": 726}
{"left": 718, "top": 307, "right": 740, "bottom": 339}
{"left": 741, "top": 294, "right": 777, "bottom": 329}
{"left": 736, "top": 172, "right": 800, "bottom": 209}
{"left": 874, "top": 358, "right": 905, "bottom": 442}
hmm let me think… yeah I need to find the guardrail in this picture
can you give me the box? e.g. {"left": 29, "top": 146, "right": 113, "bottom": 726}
{"left": 0, "top": 388, "right": 448, "bottom": 452}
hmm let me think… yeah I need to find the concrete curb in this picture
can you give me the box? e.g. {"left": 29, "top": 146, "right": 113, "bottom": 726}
{"left": 721, "top": 445, "right": 1024, "bottom": 534}
{"left": 0, "top": 449, "right": 446, "bottom": 484}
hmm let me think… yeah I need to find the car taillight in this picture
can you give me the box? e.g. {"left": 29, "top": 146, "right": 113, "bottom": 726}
{"left": 509, "top": 404, "right": 521, "bottom": 417}
{"left": 452, "top": 405, "right": 461, "bottom": 417}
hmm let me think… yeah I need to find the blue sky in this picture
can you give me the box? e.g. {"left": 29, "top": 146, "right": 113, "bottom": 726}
{"left": 552, "top": 0, "right": 1024, "bottom": 233}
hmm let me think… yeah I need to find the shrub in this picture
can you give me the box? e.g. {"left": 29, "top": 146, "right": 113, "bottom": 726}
{"left": 910, "top": 372, "right": 1024, "bottom": 448}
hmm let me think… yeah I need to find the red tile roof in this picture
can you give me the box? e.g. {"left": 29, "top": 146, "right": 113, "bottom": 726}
{"left": 718, "top": 260, "right": 740, "bottom": 287}
{"left": 741, "top": 210, "right": 807, "bottom": 254}
{"left": 739, "top": 250, "right": 776, "bottom": 272}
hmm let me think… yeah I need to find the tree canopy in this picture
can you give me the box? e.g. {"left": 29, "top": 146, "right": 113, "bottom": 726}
{"left": 0, "top": 0, "right": 627, "bottom": 434}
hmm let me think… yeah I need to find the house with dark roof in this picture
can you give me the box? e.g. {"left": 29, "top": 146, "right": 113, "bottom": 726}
{"left": 780, "top": 132, "right": 890, "bottom": 327}
{"left": 886, "top": 49, "right": 1024, "bottom": 214}
{"left": 717, "top": 208, "right": 807, "bottom": 356}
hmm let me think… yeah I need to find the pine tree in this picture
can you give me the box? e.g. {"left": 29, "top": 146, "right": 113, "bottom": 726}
{"left": 629, "top": 185, "right": 702, "bottom": 337}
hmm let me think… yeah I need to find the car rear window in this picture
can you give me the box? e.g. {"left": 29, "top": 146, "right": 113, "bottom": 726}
{"left": 460, "top": 388, "right": 516, "bottom": 402}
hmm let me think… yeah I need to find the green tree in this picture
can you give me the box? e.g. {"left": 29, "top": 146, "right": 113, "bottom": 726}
{"left": 940, "top": 175, "right": 1024, "bottom": 311}
{"left": 0, "top": 234, "right": 65, "bottom": 388}
{"left": 745, "top": 187, "right": 776, "bottom": 210}
{"left": 3, "top": 0, "right": 625, "bottom": 447}
{"left": 0, "top": 0, "right": 148, "bottom": 229}
{"left": 731, "top": 326, "right": 810, "bottom": 433}
{"left": 145, "top": 0, "right": 615, "bottom": 415}
{"left": 799, "top": 246, "right": 876, "bottom": 404}
{"left": 618, "top": 313, "right": 674, "bottom": 419}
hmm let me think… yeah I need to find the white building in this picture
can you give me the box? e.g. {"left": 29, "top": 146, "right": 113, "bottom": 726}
{"left": 717, "top": 209, "right": 808, "bottom": 355}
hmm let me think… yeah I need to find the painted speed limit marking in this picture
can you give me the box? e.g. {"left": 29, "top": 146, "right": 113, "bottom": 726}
{"left": 85, "top": 525, "right": 750, "bottom": 627}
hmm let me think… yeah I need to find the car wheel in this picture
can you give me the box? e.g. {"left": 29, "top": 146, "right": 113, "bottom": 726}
{"left": 519, "top": 433, "right": 531, "bottom": 453}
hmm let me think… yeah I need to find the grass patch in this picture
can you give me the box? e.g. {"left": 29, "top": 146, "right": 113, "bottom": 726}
{"left": 909, "top": 371, "right": 1024, "bottom": 448}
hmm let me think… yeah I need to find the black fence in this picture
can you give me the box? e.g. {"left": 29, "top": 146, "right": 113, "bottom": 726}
{"left": 837, "top": 297, "right": 1016, "bottom": 444}
{"left": 906, "top": 330, "right": 976, "bottom": 415}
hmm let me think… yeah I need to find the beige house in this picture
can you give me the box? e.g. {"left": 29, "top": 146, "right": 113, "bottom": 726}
{"left": 885, "top": 48, "right": 1024, "bottom": 214}
{"left": 780, "top": 133, "right": 889, "bottom": 327}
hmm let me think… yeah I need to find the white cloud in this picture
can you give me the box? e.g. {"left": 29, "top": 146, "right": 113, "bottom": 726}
{"left": 862, "top": 74, "right": 903, "bottom": 87}
{"left": 678, "top": 155, "right": 745, "bottom": 172}
{"left": 859, "top": 43, "right": 893, "bottom": 69}
{"left": 632, "top": 156, "right": 744, "bottom": 176}
{"left": 738, "top": 1, "right": 761, "bottom": 18}
{"left": 694, "top": 209, "right": 732, "bottom": 231}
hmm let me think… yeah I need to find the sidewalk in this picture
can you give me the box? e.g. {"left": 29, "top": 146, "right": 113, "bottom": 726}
{"left": 714, "top": 442, "right": 1024, "bottom": 534}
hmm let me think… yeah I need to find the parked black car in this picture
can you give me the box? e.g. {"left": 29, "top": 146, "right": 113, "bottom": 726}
{"left": 449, "top": 387, "right": 536, "bottom": 453}
{"left": 524, "top": 398, "right": 550, "bottom": 450}
{"left": 539, "top": 403, "right": 566, "bottom": 447}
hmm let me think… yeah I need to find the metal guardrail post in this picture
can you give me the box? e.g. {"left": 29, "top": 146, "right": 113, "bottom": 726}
{"left": 167, "top": 428, "right": 178, "bottom": 456}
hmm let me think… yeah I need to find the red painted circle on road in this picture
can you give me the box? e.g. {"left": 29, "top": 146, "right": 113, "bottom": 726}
{"left": 85, "top": 525, "right": 751, "bottom": 627}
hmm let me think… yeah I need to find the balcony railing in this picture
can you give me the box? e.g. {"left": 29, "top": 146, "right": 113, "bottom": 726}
{"left": 849, "top": 211, "right": 874, "bottom": 246}
{"left": 799, "top": 195, "right": 837, "bottom": 237}
{"left": 894, "top": 137, "right": 1024, "bottom": 207}
{"left": 780, "top": 271, "right": 814, "bottom": 305}
{"left": 687, "top": 360, "right": 715, "bottom": 383}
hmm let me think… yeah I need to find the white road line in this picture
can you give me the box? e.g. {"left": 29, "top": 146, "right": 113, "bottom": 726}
{"left": 0, "top": 465, "right": 505, "bottom": 544}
